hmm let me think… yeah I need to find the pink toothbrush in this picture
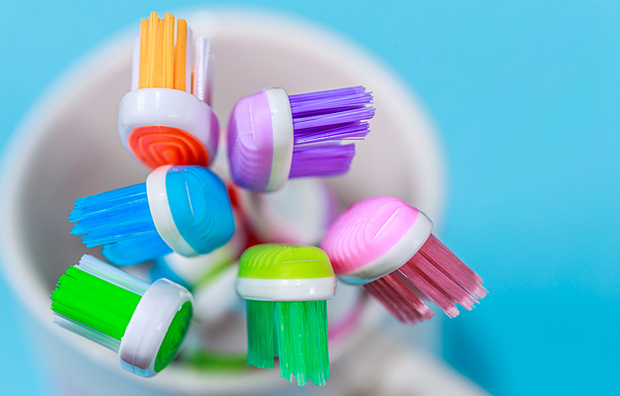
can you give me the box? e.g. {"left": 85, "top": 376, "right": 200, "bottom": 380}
{"left": 321, "top": 196, "right": 487, "bottom": 324}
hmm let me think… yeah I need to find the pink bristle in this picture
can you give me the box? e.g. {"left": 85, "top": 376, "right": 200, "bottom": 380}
{"left": 363, "top": 271, "right": 434, "bottom": 325}
{"left": 399, "top": 255, "right": 468, "bottom": 317}
{"left": 399, "top": 234, "right": 487, "bottom": 317}
{"left": 420, "top": 234, "right": 487, "bottom": 300}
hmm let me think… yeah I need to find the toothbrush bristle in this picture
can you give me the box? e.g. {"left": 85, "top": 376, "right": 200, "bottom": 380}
{"left": 363, "top": 271, "right": 434, "bottom": 325}
{"left": 246, "top": 300, "right": 330, "bottom": 387}
{"left": 399, "top": 234, "right": 487, "bottom": 318}
{"left": 102, "top": 235, "right": 172, "bottom": 267}
{"left": 69, "top": 182, "right": 163, "bottom": 248}
{"left": 289, "top": 144, "right": 355, "bottom": 179}
{"left": 138, "top": 12, "right": 187, "bottom": 91}
{"left": 51, "top": 261, "right": 142, "bottom": 342}
{"left": 287, "top": 86, "right": 374, "bottom": 178}
{"left": 78, "top": 254, "right": 150, "bottom": 295}
{"left": 289, "top": 86, "right": 372, "bottom": 117}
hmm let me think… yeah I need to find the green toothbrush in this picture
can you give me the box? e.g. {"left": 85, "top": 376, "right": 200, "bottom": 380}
{"left": 51, "top": 254, "right": 193, "bottom": 377}
{"left": 236, "top": 244, "right": 337, "bottom": 387}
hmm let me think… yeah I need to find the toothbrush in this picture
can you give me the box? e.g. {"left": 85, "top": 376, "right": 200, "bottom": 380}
{"left": 150, "top": 210, "right": 248, "bottom": 321}
{"left": 69, "top": 165, "right": 235, "bottom": 264}
{"left": 227, "top": 86, "right": 374, "bottom": 192}
{"left": 151, "top": 208, "right": 247, "bottom": 284}
{"left": 102, "top": 190, "right": 245, "bottom": 268}
{"left": 119, "top": 12, "right": 219, "bottom": 170}
{"left": 237, "top": 244, "right": 337, "bottom": 386}
{"left": 320, "top": 196, "right": 487, "bottom": 324}
{"left": 50, "top": 254, "right": 193, "bottom": 377}
{"left": 236, "top": 178, "right": 339, "bottom": 246}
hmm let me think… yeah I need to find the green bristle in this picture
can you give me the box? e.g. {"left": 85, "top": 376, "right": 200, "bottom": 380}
{"left": 51, "top": 266, "right": 142, "bottom": 341}
{"left": 246, "top": 300, "right": 330, "bottom": 387}
{"left": 246, "top": 300, "right": 275, "bottom": 369}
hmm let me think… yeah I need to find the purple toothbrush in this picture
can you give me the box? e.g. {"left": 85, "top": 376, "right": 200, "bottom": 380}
{"left": 227, "top": 86, "right": 374, "bottom": 192}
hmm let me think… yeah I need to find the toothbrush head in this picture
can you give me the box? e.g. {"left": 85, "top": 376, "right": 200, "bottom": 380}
{"left": 147, "top": 165, "right": 235, "bottom": 257}
{"left": 69, "top": 166, "right": 235, "bottom": 261}
{"left": 120, "top": 12, "right": 219, "bottom": 170}
{"left": 120, "top": 278, "right": 193, "bottom": 376}
{"left": 227, "top": 86, "right": 374, "bottom": 192}
{"left": 321, "top": 196, "right": 486, "bottom": 323}
{"left": 227, "top": 88, "right": 294, "bottom": 192}
{"left": 236, "top": 244, "right": 336, "bottom": 302}
{"left": 320, "top": 196, "right": 433, "bottom": 285}
{"left": 50, "top": 255, "right": 193, "bottom": 377}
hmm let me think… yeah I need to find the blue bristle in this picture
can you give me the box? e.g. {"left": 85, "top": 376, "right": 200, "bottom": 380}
{"left": 287, "top": 86, "right": 374, "bottom": 178}
{"left": 102, "top": 235, "right": 172, "bottom": 267}
{"left": 69, "top": 183, "right": 159, "bottom": 248}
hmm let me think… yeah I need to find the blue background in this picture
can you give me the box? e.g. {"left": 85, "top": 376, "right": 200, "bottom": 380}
{"left": 1, "top": 1, "right": 619, "bottom": 395}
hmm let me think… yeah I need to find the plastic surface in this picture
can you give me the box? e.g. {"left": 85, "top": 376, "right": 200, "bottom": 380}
{"left": 147, "top": 165, "right": 235, "bottom": 257}
{"left": 237, "top": 244, "right": 334, "bottom": 280}
{"left": 119, "top": 278, "right": 193, "bottom": 377}
{"left": 237, "top": 244, "right": 336, "bottom": 301}
{"left": 236, "top": 277, "right": 337, "bottom": 302}
{"left": 321, "top": 196, "right": 433, "bottom": 283}
{"left": 227, "top": 88, "right": 293, "bottom": 191}
{"left": 166, "top": 166, "right": 235, "bottom": 255}
{"left": 237, "top": 178, "right": 338, "bottom": 246}
{"left": 120, "top": 88, "right": 219, "bottom": 169}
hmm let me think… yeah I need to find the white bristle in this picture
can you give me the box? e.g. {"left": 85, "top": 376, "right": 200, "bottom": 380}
{"left": 54, "top": 315, "right": 121, "bottom": 352}
{"left": 192, "top": 36, "right": 213, "bottom": 105}
{"left": 193, "top": 36, "right": 206, "bottom": 101}
{"left": 131, "top": 35, "right": 140, "bottom": 91}
{"left": 186, "top": 26, "right": 193, "bottom": 93}
{"left": 204, "top": 38, "right": 214, "bottom": 106}
{"left": 77, "top": 254, "right": 149, "bottom": 296}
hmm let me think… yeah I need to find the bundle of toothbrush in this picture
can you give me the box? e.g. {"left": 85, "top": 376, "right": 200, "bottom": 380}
{"left": 51, "top": 11, "right": 486, "bottom": 386}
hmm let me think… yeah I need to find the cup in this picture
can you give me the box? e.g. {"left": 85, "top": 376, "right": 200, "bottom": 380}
{"left": 0, "top": 9, "right": 445, "bottom": 396}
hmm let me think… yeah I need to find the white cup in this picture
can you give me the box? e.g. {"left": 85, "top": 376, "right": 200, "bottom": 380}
{"left": 0, "top": 9, "right": 445, "bottom": 396}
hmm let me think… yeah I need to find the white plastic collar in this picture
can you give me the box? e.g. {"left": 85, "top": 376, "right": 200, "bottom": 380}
{"left": 264, "top": 87, "right": 294, "bottom": 191}
{"left": 339, "top": 211, "right": 433, "bottom": 285}
{"left": 236, "top": 277, "right": 336, "bottom": 302}
{"left": 146, "top": 166, "right": 198, "bottom": 257}
{"left": 118, "top": 88, "right": 217, "bottom": 155}
{"left": 119, "top": 278, "right": 193, "bottom": 377}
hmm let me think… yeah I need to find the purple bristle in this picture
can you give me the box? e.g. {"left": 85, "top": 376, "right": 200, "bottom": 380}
{"left": 287, "top": 86, "right": 374, "bottom": 178}
{"left": 289, "top": 144, "right": 356, "bottom": 179}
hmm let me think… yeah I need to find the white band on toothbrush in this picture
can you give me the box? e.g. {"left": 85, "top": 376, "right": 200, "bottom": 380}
{"left": 265, "top": 87, "right": 294, "bottom": 191}
{"left": 236, "top": 277, "right": 337, "bottom": 302}
{"left": 146, "top": 166, "right": 198, "bottom": 257}
{"left": 119, "top": 279, "right": 193, "bottom": 377}
{"left": 118, "top": 88, "right": 219, "bottom": 160}
{"left": 339, "top": 211, "right": 434, "bottom": 285}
